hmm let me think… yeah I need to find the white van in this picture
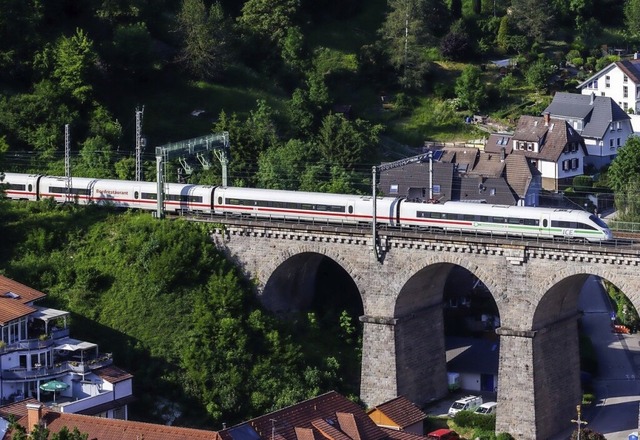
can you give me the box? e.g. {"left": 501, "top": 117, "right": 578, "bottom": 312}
{"left": 448, "top": 395, "right": 483, "bottom": 417}
{"left": 475, "top": 401, "right": 497, "bottom": 415}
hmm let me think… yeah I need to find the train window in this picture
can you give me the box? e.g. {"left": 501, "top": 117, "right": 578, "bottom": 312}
{"left": 134, "top": 191, "right": 139, "bottom": 199}
{"left": 3, "top": 183, "right": 26, "bottom": 191}
{"left": 141, "top": 192, "right": 157, "bottom": 200}
{"left": 416, "top": 211, "right": 427, "bottom": 218}
{"left": 463, "top": 215, "right": 474, "bottom": 221}
{"left": 508, "top": 218, "right": 521, "bottom": 224}
{"left": 218, "top": 197, "right": 222, "bottom": 204}
{"left": 542, "top": 219, "right": 548, "bottom": 227}
{"left": 492, "top": 217, "right": 505, "bottom": 223}
{"left": 348, "top": 206, "right": 353, "bottom": 214}
{"left": 28, "top": 184, "right": 32, "bottom": 192}
{"left": 523, "top": 219, "right": 539, "bottom": 226}
{"left": 478, "top": 216, "right": 489, "bottom": 222}
{"left": 576, "top": 223, "right": 596, "bottom": 230}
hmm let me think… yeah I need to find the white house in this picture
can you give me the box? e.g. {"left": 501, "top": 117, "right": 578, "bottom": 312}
{"left": 577, "top": 57, "right": 640, "bottom": 113}
{"left": 543, "top": 92, "right": 633, "bottom": 169}
{"left": 0, "top": 276, "right": 133, "bottom": 419}
{"left": 510, "top": 114, "right": 587, "bottom": 191}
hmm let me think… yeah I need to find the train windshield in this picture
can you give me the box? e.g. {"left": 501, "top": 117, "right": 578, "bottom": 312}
{"left": 589, "top": 215, "right": 609, "bottom": 230}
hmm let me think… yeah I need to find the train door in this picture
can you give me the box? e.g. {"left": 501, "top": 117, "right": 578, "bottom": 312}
{"left": 539, "top": 213, "right": 551, "bottom": 237}
{"left": 133, "top": 185, "right": 141, "bottom": 209}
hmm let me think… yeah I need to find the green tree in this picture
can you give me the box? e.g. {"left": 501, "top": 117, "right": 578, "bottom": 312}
{"left": 497, "top": 15, "right": 509, "bottom": 51}
{"left": 525, "top": 59, "right": 555, "bottom": 91}
{"left": 52, "top": 28, "right": 96, "bottom": 104}
{"left": 176, "top": 0, "right": 231, "bottom": 80}
{"left": 106, "top": 23, "right": 155, "bottom": 78}
{"left": 315, "top": 113, "right": 382, "bottom": 170}
{"left": 238, "top": 0, "right": 300, "bottom": 48}
{"left": 510, "top": 0, "right": 554, "bottom": 42}
{"left": 455, "top": 65, "right": 487, "bottom": 112}
{"left": 75, "top": 136, "right": 115, "bottom": 178}
{"left": 0, "top": 0, "right": 43, "bottom": 80}
{"left": 256, "top": 139, "right": 318, "bottom": 189}
{"left": 213, "top": 100, "right": 279, "bottom": 186}
{"left": 379, "top": 0, "right": 434, "bottom": 89}
{"left": 609, "top": 136, "right": 640, "bottom": 218}
{"left": 625, "top": 0, "right": 640, "bottom": 39}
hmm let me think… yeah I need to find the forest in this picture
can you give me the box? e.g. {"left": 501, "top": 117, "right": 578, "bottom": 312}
{"left": 1, "top": 0, "right": 640, "bottom": 431}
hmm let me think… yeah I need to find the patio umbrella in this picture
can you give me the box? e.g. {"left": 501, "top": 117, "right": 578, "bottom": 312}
{"left": 39, "top": 380, "right": 68, "bottom": 402}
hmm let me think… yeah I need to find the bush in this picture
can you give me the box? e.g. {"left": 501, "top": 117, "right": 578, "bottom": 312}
{"left": 496, "top": 433, "right": 515, "bottom": 440}
{"left": 452, "top": 411, "right": 495, "bottom": 431}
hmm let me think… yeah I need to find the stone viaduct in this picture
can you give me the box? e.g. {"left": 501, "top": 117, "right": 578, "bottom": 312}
{"left": 206, "top": 218, "right": 640, "bottom": 440}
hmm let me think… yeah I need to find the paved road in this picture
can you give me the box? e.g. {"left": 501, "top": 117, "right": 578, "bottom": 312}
{"left": 554, "top": 276, "right": 640, "bottom": 439}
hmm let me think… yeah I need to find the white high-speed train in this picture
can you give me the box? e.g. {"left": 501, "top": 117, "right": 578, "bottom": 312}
{"left": 1, "top": 173, "right": 613, "bottom": 242}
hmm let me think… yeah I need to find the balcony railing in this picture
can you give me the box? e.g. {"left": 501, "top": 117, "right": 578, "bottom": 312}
{"left": 1, "top": 354, "right": 113, "bottom": 381}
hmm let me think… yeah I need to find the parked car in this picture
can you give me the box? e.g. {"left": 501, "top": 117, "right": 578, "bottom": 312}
{"left": 427, "top": 428, "right": 460, "bottom": 440}
{"left": 475, "top": 401, "right": 497, "bottom": 415}
{"left": 448, "top": 395, "right": 483, "bottom": 417}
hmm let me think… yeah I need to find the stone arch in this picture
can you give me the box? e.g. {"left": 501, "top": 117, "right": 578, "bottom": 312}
{"left": 392, "top": 252, "right": 505, "bottom": 319}
{"left": 257, "top": 243, "right": 367, "bottom": 313}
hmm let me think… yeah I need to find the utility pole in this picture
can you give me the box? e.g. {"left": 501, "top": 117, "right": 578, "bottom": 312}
{"left": 571, "top": 404, "right": 587, "bottom": 440}
{"left": 64, "top": 124, "right": 72, "bottom": 203}
{"left": 135, "top": 106, "right": 145, "bottom": 181}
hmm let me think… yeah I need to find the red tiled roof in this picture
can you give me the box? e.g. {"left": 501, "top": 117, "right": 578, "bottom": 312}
{"left": 94, "top": 365, "right": 134, "bottom": 384}
{"left": 367, "top": 397, "right": 426, "bottom": 429}
{"left": 217, "top": 391, "right": 387, "bottom": 440}
{"left": 380, "top": 427, "right": 427, "bottom": 440}
{"left": 0, "top": 275, "right": 46, "bottom": 304}
{"left": 0, "top": 297, "right": 36, "bottom": 325}
{"left": 512, "top": 116, "right": 584, "bottom": 162}
{"left": 11, "top": 408, "right": 218, "bottom": 440}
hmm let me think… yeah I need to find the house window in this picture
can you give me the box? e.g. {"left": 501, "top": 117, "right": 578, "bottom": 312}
{"left": 624, "top": 102, "right": 629, "bottom": 111}
{"left": 618, "top": 138, "right": 621, "bottom": 146}
{"left": 606, "top": 76, "right": 610, "bottom": 87}
{"left": 624, "top": 75, "right": 628, "bottom": 83}
{"left": 389, "top": 184, "right": 398, "bottom": 194}
{"left": 433, "top": 184, "right": 441, "bottom": 194}
{"left": 490, "top": 188, "right": 496, "bottom": 196}
{"left": 572, "top": 158, "right": 579, "bottom": 170}
{"left": 562, "top": 160, "right": 569, "bottom": 171}
{"left": 617, "top": 121, "right": 621, "bottom": 130}
{"left": 594, "top": 79, "right": 598, "bottom": 88}
{"left": 601, "top": 92, "right": 605, "bottom": 96}
{"left": 624, "top": 86, "right": 628, "bottom": 98}
{"left": 527, "top": 143, "right": 533, "bottom": 151}
{"left": 610, "top": 139, "right": 614, "bottom": 148}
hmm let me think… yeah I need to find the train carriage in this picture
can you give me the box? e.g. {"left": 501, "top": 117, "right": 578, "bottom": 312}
{"left": 1, "top": 173, "right": 41, "bottom": 201}
{"left": 214, "top": 187, "right": 403, "bottom": 226}
{"left": 91, "top": 180, "right": 215, "bottom": 212}
{"left": 38, "top": 176, "right": 98, "bottom": 204}
{"left": 398, "top": 201, "right": 612, "bottom": 242}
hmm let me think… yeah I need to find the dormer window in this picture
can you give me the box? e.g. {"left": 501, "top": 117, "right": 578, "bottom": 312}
{"left": 2, "top": 291, "right": 20, "bottom": 299}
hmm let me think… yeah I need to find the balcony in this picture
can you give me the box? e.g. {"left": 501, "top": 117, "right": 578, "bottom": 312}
{"left": 1, "top": 354, "right": 113, "bottom": 381}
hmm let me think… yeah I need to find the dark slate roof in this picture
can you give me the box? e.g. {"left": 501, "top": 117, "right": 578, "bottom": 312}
{"left": 485, "top": 133, "right": 513, "bottom": 155}
{"left": 458, "top": 176, "right": 516, "bottom": 205}
{"left": 467, "top": 153, "right": 505, "bottom": 178}
{"left": 543, "top": 92, "right": 629, "bottom": 139}
{"left": 511, "top": 115, "right": 585, "bottom": 162}
{"left": 616, "top": 59, "right": 640, "bottom": 84}
{"left": 504, "top": 154, "right": 537, "bottom": 198}
{"left": 378, "top": 161, "right": 455, "bottom": 202}
{"left": 446, "top": 337, "right": 499, "bottom": 375}
{"left": 367, "top": 396, "right": 426, "bottom": 429}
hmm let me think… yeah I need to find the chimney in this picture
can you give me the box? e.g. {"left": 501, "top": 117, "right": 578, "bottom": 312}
{"left": 500, "top": 147, "right": 506, "bottom": 162}
{"left": 26, "top": 403, "right": 43, "bottom": 434}
{"left": 544, "top": 112, "right": 550, "bottom": 126}
{"left": 590, "top": 92, "right": 595, "bottom": 105}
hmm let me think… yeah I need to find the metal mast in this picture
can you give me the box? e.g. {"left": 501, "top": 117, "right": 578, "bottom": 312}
{"left": 371, "top": 151, "right": 434, "bottom": 262}
{"left": 135, "top": 106, "right": 145, "bottom": 181}
{"left": 64, "top": 124, "right": 72, "bottom": 203}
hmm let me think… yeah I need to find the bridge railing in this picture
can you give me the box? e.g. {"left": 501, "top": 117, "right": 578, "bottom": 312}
{"left": 608, "top": 220, "right": 640, "bottom": 233}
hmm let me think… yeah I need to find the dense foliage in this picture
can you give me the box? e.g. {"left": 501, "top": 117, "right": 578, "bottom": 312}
{"left": 0, "top": 200, "right": 361, "bottom": 427}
